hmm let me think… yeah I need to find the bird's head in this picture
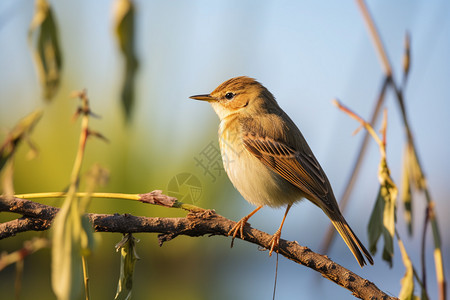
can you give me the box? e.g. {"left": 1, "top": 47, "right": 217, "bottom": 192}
{"left": 190, "top": 76, "right": 274, "bottom": 120}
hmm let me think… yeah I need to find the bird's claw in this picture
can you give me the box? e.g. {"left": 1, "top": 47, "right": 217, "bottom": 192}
{"left": 268, "top": 230, "right": 282, "bottom": 256}
{"left": 228, "top": 218, "right": 248, "bottom": 248}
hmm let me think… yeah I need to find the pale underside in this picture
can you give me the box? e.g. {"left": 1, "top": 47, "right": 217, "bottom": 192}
{"left": 218, "top": 118, "right": 303, "bottom": 208}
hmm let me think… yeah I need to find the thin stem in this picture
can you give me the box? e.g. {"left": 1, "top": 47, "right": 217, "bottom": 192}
{"left": 51, "top": 90, "right": 93, "bottom": 299}
{"left": 413, "top": 267, "right": 429, "bottom": 300}
{"left": 15, "top": 192, "right": 141, "bottom": 201}
{"left": 273, "top": 253, "right": 279, "bottom": 300}
{"left": 14, "top": 192, "right": 205, "bottom": 212}
{"left": 321, "top": 76, "right": 389, "bottom": 255}
{"left": 63, "top": 90, "right": 91, "bottom": 201}
{"left": 355, "top": 0, "right": 392, "bottom": 77}
{"left": 82, "top": 256, "right": 90, "bottom": 300}
{"left": 14, "top": 260, "right": 23, "bottom": 300}
{"left": 332, "top": 99, "right": 384, "bottom": 155}
{"left": 68, "top": 116, "right": 88, "bottom": 195}
{"left": 421, "top": 203, "right": 431, "bottom": 296}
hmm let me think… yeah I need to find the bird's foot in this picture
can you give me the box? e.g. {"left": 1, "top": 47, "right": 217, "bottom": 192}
{"left": 227, "top": 217, "right": 250, "bottom": 248}
{"left": 268, "top": 229, "right": 282, "bottom": 256}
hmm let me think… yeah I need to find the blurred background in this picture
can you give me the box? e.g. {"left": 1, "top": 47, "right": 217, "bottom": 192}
{"left": 1, "top": 0, "right": 449, "bottom": 299}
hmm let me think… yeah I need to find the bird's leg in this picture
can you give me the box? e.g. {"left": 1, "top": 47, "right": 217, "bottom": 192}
{"left": 228, "top": 205, "right": 263, "bottom": 247}
{"left": 268, "top": 204, "right": 292, "bottom": 256}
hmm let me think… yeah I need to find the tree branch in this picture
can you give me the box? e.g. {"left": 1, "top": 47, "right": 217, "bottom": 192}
{"left": 0, "top": 196, "right": 396, "bottom": 300}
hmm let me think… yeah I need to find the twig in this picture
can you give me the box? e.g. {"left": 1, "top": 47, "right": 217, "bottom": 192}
{"left": 0, "top": 218, "right": 53, "bottom": 239}
{"left": 0, "top": 195, "right": 396, "bottom": 300}
{"left": 321, "top": 76, "right": 389, "bottom": 255}
{"left": 421, "top": 204, "right": 431, "bottom": 296}
{"left": 0, "top": 237, "right": 49, "bottom": 271}
{"left": 355, "top": 0, "right": 392, "bottom": 77}
{"left": 82, "top": 256, "right": 90, "bottom": 300}
{"left": 332, "top": 100, "right": 384, "bottom": 155}
{"left": 51, "top": 90, "right": 97, "bottom": 300}
{"left": 14, "top": 191, "right": 204, "bottom": 212}
{"left": 356, "top": 1, "right": 446, "bottom": 298}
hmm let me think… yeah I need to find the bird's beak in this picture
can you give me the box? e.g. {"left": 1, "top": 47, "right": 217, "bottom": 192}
{"left": 189, "top": 94, "right": 216, "bottom": 102}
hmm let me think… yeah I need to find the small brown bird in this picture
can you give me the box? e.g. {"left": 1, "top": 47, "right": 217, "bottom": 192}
{"left": 190, "top": 76, "right": 373, "bottom": 267}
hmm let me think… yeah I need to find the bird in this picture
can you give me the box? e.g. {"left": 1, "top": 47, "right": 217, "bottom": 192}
{"left": 189, "top": 76, "right": 373, "bottom": 267}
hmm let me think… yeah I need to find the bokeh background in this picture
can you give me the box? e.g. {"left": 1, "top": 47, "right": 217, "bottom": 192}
{"left": 1, "top": 0, "right": 449, "bottom": 299}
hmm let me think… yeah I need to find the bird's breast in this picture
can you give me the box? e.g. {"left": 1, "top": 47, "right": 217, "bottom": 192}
{"left": 218, "top": 119, "right": 301, "bottom": 207}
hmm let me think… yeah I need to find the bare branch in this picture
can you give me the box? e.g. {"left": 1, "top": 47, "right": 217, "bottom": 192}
{"left": 0, "top": 196, "right": 396, "bottom": 300}
{"left": 0, "top": 218, "right": 52, "bottom": 239}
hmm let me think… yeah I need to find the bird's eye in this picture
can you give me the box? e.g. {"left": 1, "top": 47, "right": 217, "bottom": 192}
{"left": 225, "top": 92, "right": 235, "bottom": 100}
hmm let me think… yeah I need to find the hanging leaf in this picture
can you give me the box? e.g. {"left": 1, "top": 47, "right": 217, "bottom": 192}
{"left": 51, "top": 199, "right": 95, "bottom": 300}
{"left": 0, "top": 110, "right": 43, "bottom": 172}
{"left": 79, "top": 165, "right": 109, "bottom": 254}
{"left": 51, "top": 195, "right": 84, "bottom": 300}
{"left": 368, "top": 188, "right": 383, "bottom": 254}
{"left": 1, "top": 109, "right": 42, "bottom": 223}
{"left": 398, "top": 238, "right": 419, "bottom": 300}
{"left": 28, "top": 0, "right": 63, "bottom": 101}
{"left": 113, "top": 0, "right": 139, "bottom": 121}
{"left": 406, "top": 142, "right": 425, "bottom": 191}
{"left": 51, "top": 165, "right": 107, "bottom": 299}
{"left": 401, "top": 146, "right": 413, "bottom": 235}
{"left": 115, "top": 233, "right": 140, "bottom": 300}
{"left": 367, "top": 157, "right": 397, "bottom": 267}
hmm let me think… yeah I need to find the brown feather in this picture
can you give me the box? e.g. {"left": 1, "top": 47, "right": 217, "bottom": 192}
{"left": 243, "top": 133, "right": 373, "bottom": 267}
{"left": 243, "top": 134, "right": 328, "bottom": 202}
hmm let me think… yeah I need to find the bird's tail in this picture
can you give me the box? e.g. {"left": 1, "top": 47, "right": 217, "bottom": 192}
{"left": 329, "top": 212, "right": 374, "bottom": 267}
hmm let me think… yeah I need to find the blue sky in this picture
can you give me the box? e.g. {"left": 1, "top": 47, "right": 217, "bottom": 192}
{"left": 1, "top": 1, "right": 449, "bottom": 299}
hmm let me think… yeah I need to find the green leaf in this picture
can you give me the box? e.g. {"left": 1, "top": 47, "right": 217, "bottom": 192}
{"left": 368, "top": 188, "right": 383, "bottom": 254}
{"left": 115, "top": 233, "right": 140, "bottom": 300}
{"left": 398, "top": 238, "right": 419, "bottom": 300}
{"left": 367, "top": 158, "right": 397, "bottom": 267}
{"left": 51, "top": 164, "right": 106, "bottom": 299}
{"left": 113, "top": 0, "right": 139, "bottom": 120}
{"left": 51, "top": 196, "right": 84, "bottom": 300}
{"left": 401, "top": 146, "right": 413, "bottom": 235}
{"left": 80, "top": 216, "right": 95, "bottom": 256}
{"left": 79, "top": 165, "right": 109, "bottom": 253}
{"left": 28, "top": 0, "right": 63, "bottom": 101}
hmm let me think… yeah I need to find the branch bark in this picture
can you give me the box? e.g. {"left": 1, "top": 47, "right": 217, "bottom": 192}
{"left": 0, "top": 196, "right": 396, "bottom": 300}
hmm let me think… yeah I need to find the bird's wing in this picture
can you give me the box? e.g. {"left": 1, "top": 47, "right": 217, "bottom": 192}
{"left": 243, "top": 133, "right": 329, "bottom": 202}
